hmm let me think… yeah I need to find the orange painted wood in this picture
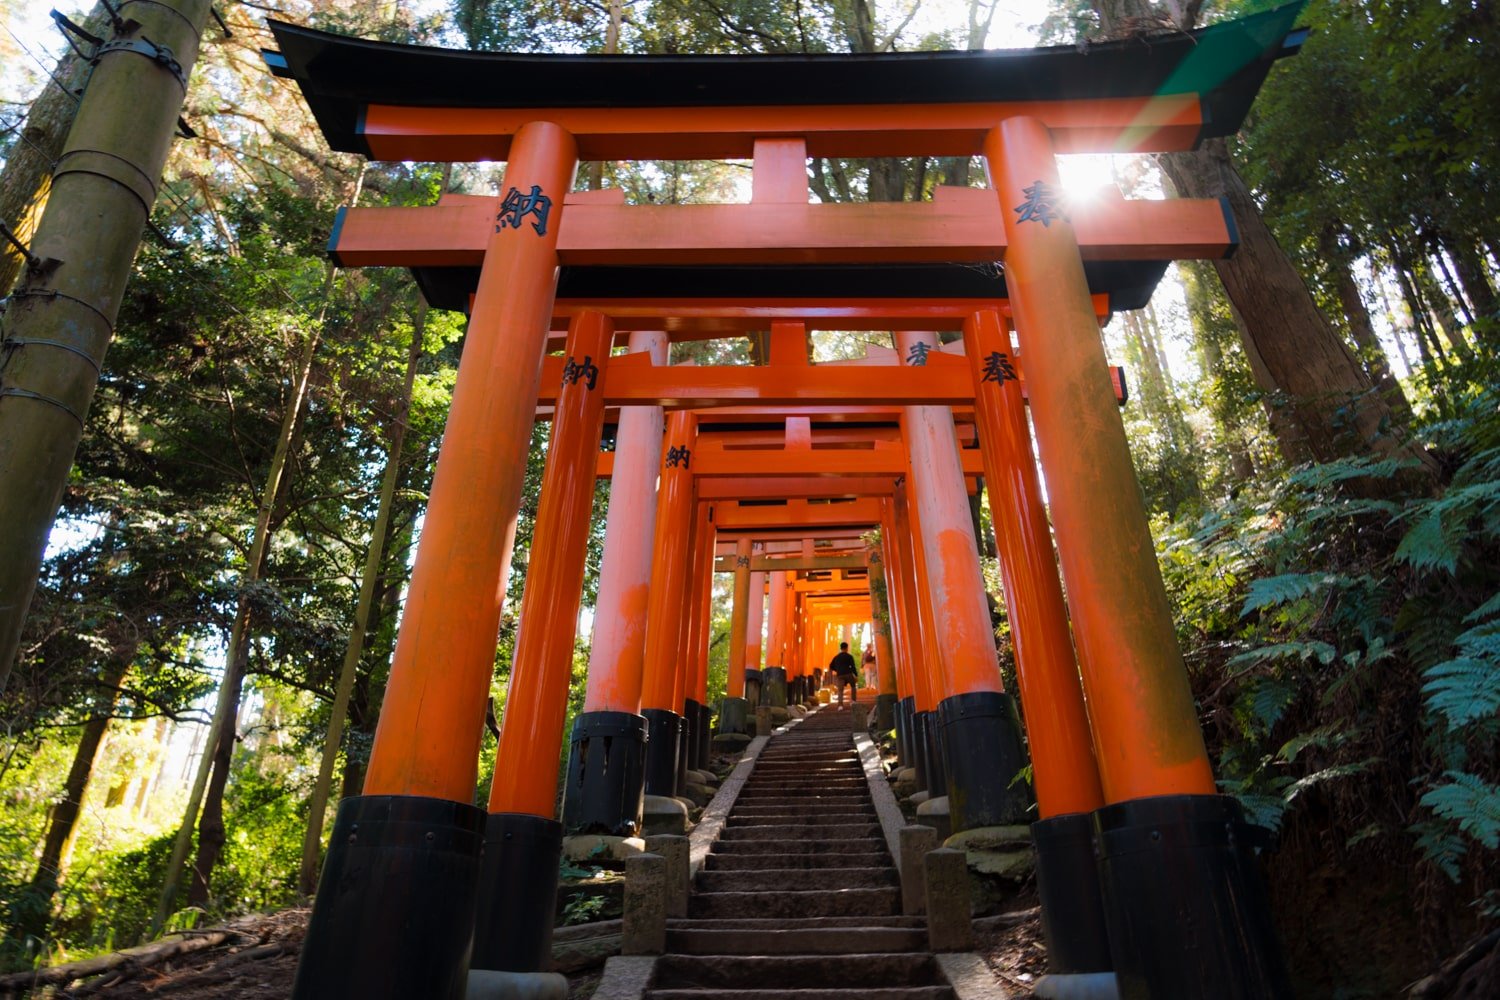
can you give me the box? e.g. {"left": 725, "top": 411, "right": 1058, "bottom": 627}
{"left": 359, "top": 95, "right": 1204, "bottom": 161}
{"left": 639, "top": 411, "right": 700, "bottom": 712}
{"left": 727, "top": 538, "right": 753, "bottom": 699}
{"left": 362, "top": 122, "right": 577, "bottom": 802}
{"left": 966, "top": 307, "right": 1104, "bottom": 818}
{"left": 332, "top": 194, "right": 1233, "bottom": 268}
{"left": 712, "top": 498, "right": 881, "bottom": 530}
{"left": 989, "top": 116, "right": 1215, "bottom": 802}
{"left": 489, "top": 310, "right": 613, "bottom": 817}
{"left": 898, "top": 331, "right": 1007, "bottom": 699}
{"left": 582, "top": 332, "right": 668, "bottom": 714}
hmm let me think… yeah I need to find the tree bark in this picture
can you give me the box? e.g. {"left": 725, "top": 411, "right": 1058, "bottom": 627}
{"left": 0, "top": 3, "right": 109, "bottom": 295}
{"left": 1320, "top": 226, "right": 1414, "bottom": 423}
{"left": 1444, "top": 238, "right": 1499, "bottom": 349}
{"left": 1158, "top": 141, "right": 1436, "bottom": 477}
{"left": 0, "top": 0, "right": 215, "bottom": 693}
{"left": 11, "top": 652, "right": 132, "bottom": 941}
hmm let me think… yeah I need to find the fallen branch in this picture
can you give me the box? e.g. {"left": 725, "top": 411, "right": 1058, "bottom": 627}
{"left": 0, "top": 931, "right": 236, "bottom": 995}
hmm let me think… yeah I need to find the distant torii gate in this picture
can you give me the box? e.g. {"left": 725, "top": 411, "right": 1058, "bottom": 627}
{"left": 266, "top": 7, "right": 1306, "bottom": 999}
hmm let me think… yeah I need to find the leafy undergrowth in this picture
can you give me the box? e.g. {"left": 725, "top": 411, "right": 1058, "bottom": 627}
{"left": 1156, "top": 378, "right": 1500, "bottom": 994}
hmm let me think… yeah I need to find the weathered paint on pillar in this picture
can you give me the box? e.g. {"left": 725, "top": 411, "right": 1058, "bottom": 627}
{"left": 867, "top": 544, "right": 899, "bottom": 701}
{"left": 766, "top": 570, "right": 788, "bottom": 668}
{"left": 727, "top": 538, "right": 752, "bottom": 699}
{"left": 489, "top": 310, "right": 614, "bottom": 816}
{"left": 893, "top": 486, "right": 941, "bottom": 713}
{"left": 746, "top": 570, "right": 766, "bottom": 672}
{"left": 987, "top": 116, "right": 1215, "bottom": 802}
{"left": 965, "top": 308, "right": 1105, "bottom": 818}
{"left": 683, "top": 503, "right": 715, "bottom": 707}
{"left": 364, "top": 122, "right": 578, "bottom": 800}
{"left": 897, "top": 330, "right": 1006, "bottom": 699}
{"left": 640, "top": 410, "right": 700, "bottom": 712}
{"left": 583, "top": 331, "right": 669, "bottom": 714}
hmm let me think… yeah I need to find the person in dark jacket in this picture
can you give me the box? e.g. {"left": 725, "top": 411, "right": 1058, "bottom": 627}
{"left": 829, "top": 642, "right": 858, "bottom": 705}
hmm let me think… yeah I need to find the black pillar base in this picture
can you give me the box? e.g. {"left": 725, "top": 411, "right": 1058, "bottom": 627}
{"left": 875, "top": 693, "right": 898, "bottom": 732}
{"left": 1094, "top": 794, "right": 1292, "bottom": 1000}
{"left": 472, "top": 812, "right": 564, "bottom": 973}
{"left": 917, "top": 709, "right": 947, "bottom": 796}
{"left": 642, "top": 708, "right": 682, "bottom": 798}
{"left": 719, "top": 696, "right": 750, "bottom": 736}
{"left": 909, "top": 710, "right": 929, "bottom": 794}
{"left": 561, "top": 711, "right": 647, "bottom": 837}
{"left": 292, "top": 794, "right": 484, "bottom": 1000}
{"left": 678, "top": 700, "right": 698, "bottom": 792}
{"left": 937, "top": 691, "right": 1032, "bottom": 832}
{"left": 744, "top": 668, "right": 763, "bottom": 706}
{"left": 761, "top": 666, "right": 788, "bottom": 707}
{"left": 896, "top": 695, "right": 915, "bottom": 768}
{"left": 696, "top": 701, "right": 712, "bottom": 768}
{"left": 1033, "top": 812, "right": 1112, "bottom": 974}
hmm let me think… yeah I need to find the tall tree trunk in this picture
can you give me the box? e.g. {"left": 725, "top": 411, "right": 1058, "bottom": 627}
{"left": 0, "top": 0, "right": 215, "bottom": 693}
{"left": 1320, "top": 226, "right": 1414, "bottom": 422}
{"left": 1445, "top": 238, "right": 1499, "bottom": 349}
{"left": 1372, "top": 270, "right": 1416, "bottom": 373}
{"left": 11, "top": 652, "right": 132, "bottom": 942}
{"left": 0, "top": 3, "right": 109, "bottom": 295}
{"left": 1157, "top": 141, "right": 1436, "bottom": 478}
{"left": 298, "top": 303, "right": 425, "bottom": 896}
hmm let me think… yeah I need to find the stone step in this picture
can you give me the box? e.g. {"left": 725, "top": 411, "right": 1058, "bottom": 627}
{"left": 665, "top": 926, "right": 927, "bottom": 955}
{"left": 695, "top": 866, "right": 898, "bottom": 893}
{"left": 648, "top": 989, "right": 954, "bottom": 1000}
{"left": 688, "top": 887, "right": 900, "bottom": 919}
{"left": 726, "top": 814, "right": 877, "bottom": 827}
{"left": 668, "top": 915, "right": 926, "bottom": 930}
{"left": 704, "top": 851, "right": 892, "bottom": 871}
{"left": 719, "top": 823, "right": 883, "bottom": 841}
{"left": 730, "top": 802, "right": 876, "bottom": 814}
{"left": 652, "top": 952, "right": 942, "bottom": 989}
{"left": 710, "top": 838, "right": 886, "bottom": 856}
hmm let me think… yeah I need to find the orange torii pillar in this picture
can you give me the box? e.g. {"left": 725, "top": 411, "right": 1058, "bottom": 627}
{"left": 898, "top": 330, "right": 1030, "bottom": 834}
{"left": 640, "top": 409, "right": 699, "bottom": 813}
{"left": 893, "top": 483, "right": 944, "bottom": 799}
{"left": 761, "top": 569, "right": 790, "bottom": 712}
{"left": 677, "top": 501, "right": 714, "bottom": 785}
{"left": 718, "top": 538, "right": 754, "bottom": 741}
{"left": 879, "top": 499, "right": 919, "bottom": 768}
{"left": 744, "top": 569, "right": 766, "bottom": 705}
{"left": 964, "top": 307, "right": 1112, "bottom": 977}
{"left": 686, "top": 513, "right": 718, "bottom": 768}
{"left": 563, "top": 330, "right": 667, "bottom": 842}
{"left": 989, "top": 116, "right": 1289, "bottom": 996}
{"left": 789, "top": 588, "right": 809, "bottom": 705}
{"left": 866, "top": 541, "right": 899, "bottom": 730}
{"left": 293, "top": 122, "right": 577, "bottom": 1000}
{"left": 473, "top": 310, "right": 613, "bottom": 973}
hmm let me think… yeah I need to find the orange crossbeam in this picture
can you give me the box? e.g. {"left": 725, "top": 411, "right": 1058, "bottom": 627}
{"left": 332, "top": 188, "right": 1233, "bottom": 268}
{"left": 712, "top": 499, "right": 882, "bottom": 531}
{"left": 539, "top": 352, "right": 1126, "bottom": 409}
{"left": 359, "top": 96, "right": 1204, "bottom": 161}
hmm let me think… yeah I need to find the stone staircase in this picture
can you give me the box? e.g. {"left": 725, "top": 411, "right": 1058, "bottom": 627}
{"left": 646, "top": 707, "right": 956, "bottom": 999}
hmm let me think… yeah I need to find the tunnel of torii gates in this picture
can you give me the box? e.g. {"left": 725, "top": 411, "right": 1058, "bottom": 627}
{"left": 264, "top": 5, "right": 1306, "bottom": 999}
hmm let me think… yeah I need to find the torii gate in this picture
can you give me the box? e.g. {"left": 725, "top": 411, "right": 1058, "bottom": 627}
{"left": 266, "top": 6, "right": 1306, "bottom": 999}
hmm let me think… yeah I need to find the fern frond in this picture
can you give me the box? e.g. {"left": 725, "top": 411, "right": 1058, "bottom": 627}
{"left": 1421, "top": 657, "right": 1500, "bottom": 728}
{"left": 1419, "top": 771, "right": 1500, "bottom": 850}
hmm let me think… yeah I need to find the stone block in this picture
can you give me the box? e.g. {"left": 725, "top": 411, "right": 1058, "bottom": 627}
{"left": 754, "top": 706, "right": 772, "bottom": 736}
{"left": 642, "top": 794, "right": 688, "bottom": 837}
{"left": 851, "top": 703, "right": 870, "bottom": 730}
{"left": 643, "top": 834, "right": 690, "bottom": 918}
{"left": 562, "top": 835, "right": 646, "bottom": 863}
{"left": 622, "top": 852, "right": 667, "bottom": 955}
{"left": 682, "top": 782, "right": 713, "bottom": 807}
{"left": 466, "top": 970, "right": 569, "bottom": 1000}
{"left": 712, "top": 732, "right": 752, "bottom": 751}
{"left": 924, "top": 847, "right": 974, "bottom": 952}
{"left": 899, "top": 824, "right": 938, "bottom": 915}
{"left": 916, "top": 794, "right": 952, "bottom": 842}
{"left": 591, "top": 955, "right": 658, "bottom": 1000}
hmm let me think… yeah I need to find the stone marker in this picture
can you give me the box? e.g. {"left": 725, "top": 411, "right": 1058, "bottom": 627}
{"left": 924, "top": 847, "right": 974, "bottom": 952}
{"left": 622, "top": 852, "right": 667, "bottom": 955}
{"left": 899, "top": 825, "right": 939, "bottom": 914}
{"left": 642, "top": 794, "right": 689, "bottom": 836}
{"left": 851, "top": 703, "right": 870, "bottom": 730}
{"left": 467, "top": 970, "right": 568, "bottom": 1000}
{"left": 644, "top": 834, "right": 690, "bottom": 918}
